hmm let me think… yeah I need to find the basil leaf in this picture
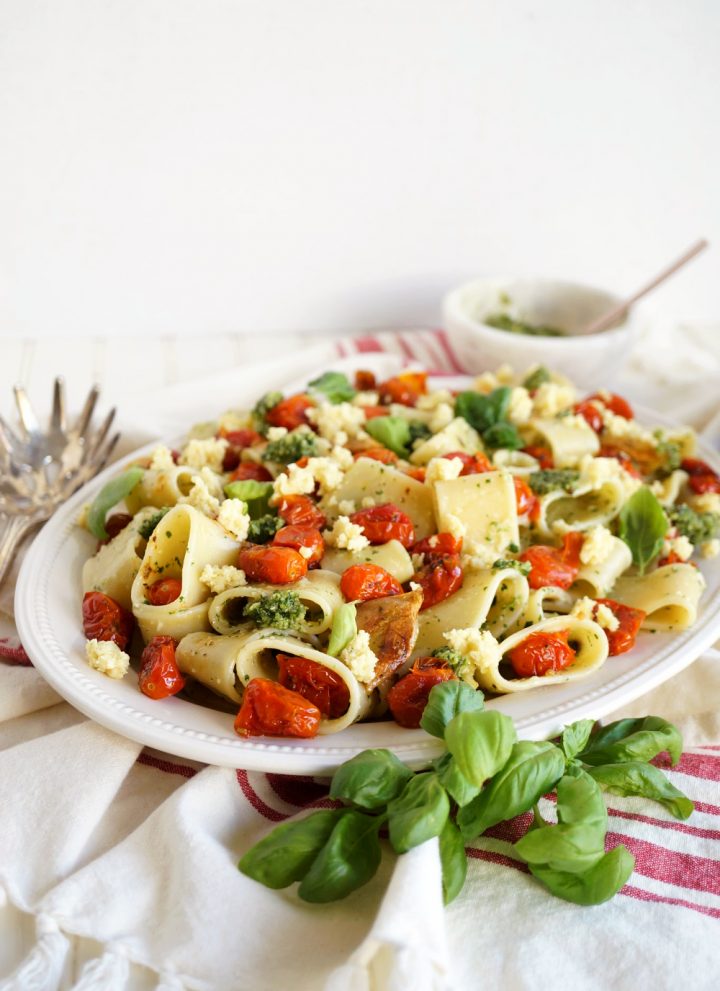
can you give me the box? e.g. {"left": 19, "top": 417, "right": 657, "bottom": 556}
{"left": 87, "top": 467, "right": 145, "bottom": 540}
{"left": 444, "top": 710, "right": 516, "bottom": 788}
{"left": 238, "top": 809, "right": 344, "bottom": 889}
{"left": 420, "top": 680, "right": 485, "bottom": 740}
{"left": 387, "top": 773, "right": 450, "bottom": 854}
{"left": 580, "top": 716, "right": 682, "bottom": 767}
{"left": 308, "top": 371, "right": 356, "bottom": 404}
{"left": 327, "top": 603, "right": 357, "bottom": 658}
{"left": 515, "top": 769, "right": 608, "bottom": 873}
{"left": 483, "top": 421, "right": 523, "bottom": 451}
{"left": 561, "top": 719, "right": 595, "bottom": 762}
{"left": 587, "top": 762, "right": 694, "bottom": 820}
{"left": 329, "top": 749, "right": 413, "bottom": 810}
{"left": 529, "top": 844, "right": 635, "bottom": 906}
{"left": 298, "top": 810, "right": 382, "bottom": 903}
{"left": 224, "top": 479, "right": 274, "bottom": 519}
{"left": 438, "top": 819, "right": 467, "bottom": 905}
{"left": 455, "top": 388, "right": 510, "bottom": 434}
{"left": 364, "top": 416, "right": 412, "bottom": 458}
{"left": 457, "top": 741, "right": 565, "bottom": 841}
{"left": 618, "top": 486, "right": 668, "bottom": 574}
{"left": 435, "top": 752, "right": 481, "bottom": 807}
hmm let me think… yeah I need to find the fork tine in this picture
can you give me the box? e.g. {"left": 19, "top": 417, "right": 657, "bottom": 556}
{"left": 94, "top": 431, "right": 121, "bottom": 471}
{"left": 0, "top": 414, "right": 20, "bottom": 456}
{"left": 50, "top": 377, "right": 67, "bottom": 433}
{"left": 13, "top": 385, "right": 40, "bottom": 438}
{"left": 75, "top": 385, "right": 100, "bottom": 438}
{"left": 85, "top": 407, "right": 116, "bottom": 462}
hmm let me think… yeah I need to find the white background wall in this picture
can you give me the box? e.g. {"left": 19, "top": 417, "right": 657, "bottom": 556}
{"left": 0, "top": 0, "right": 718, "bottom": 340}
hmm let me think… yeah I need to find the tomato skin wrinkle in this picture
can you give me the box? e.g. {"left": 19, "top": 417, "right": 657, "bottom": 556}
{"left": 340, "top": 564, "right": 402, "bottom": 602}
{"left": 139, "top": 636, "right": 185, "bottom": 699}
{"left": 388, "top": 664, "right": 456, "bottom": 728}
{"left": 513, "top": 477, "right": 537, "bottom": 517}
{"left": 518, "top": 532, "right": 582, "bottom": 591}
{"left": 272, "top": 525, "right": 324, "bottom": 567}
{"left": 266, "top": 394, "right": 314, "bottom": 430}
{"left": 82, "top": 591, "right": 134, "bottom": 650}
{"left": 234, "top": 678, "right": 321, "bottom": 738}
{"left": 413, "top": 555, "right": 463, "bottom": 610}
{"left": 277, "top": 654, "right": 350, "bottom": 718}
{"left": 238, "top": 545, "right": 308, "bottom": 584}
{"left": 146, "top": 577, "right": 182, "bottom": 606}
{"left": 277, "top": 494, "right": 326, "bottom": 530}
{"left": 508, "top": 630, "right": 575, "bottom": 678}
{"left": 378, "top": 371, "right": 428, "bottom": 407}
{"left": 411, "top": 532, "right": 463, "bottom": 557}
{"left": 594, "top": 598, "right": 646, "bottom": 656}
{"left": 349, "top": 503, "right": 415, "bottom": 548}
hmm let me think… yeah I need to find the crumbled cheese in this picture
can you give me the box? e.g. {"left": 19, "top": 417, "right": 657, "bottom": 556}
{"left": 272, "top": 464, "right": 316, "bottom": 499}
{"left": 361, "top": 496, "right": 377, "bottom": 508}
{"left": 444, "top": 513, "right": 467, "bottom": 543}
{"left": 689, "top": 492, "right": 720, "bottom": 515}
{"left": 353, "top": 391, "right": 380, "bottom": 407}
{"left": 460, "top": 543, "right": 497, "bottom": 570}
{"left": 701, "top": 539, "right": 720, "bottom": 559}
{"left": 474, "top": 364, "right": 515, "bottom": 394}
{"left": 409, "top": 581, "right": 423, "bottom": 592}
{"left": 507, "top": 387, "right": 533, "bottom": 426}
{"left": 429, "top": 402, "right": 455, "bottom": 433}
{"left": 217, "top": 410, "right": 253, "bottom": 433}
{"left": 179, "top": 477, "right": 221, "bottom": 517}
{"left": 662, "top": 535, "right": 694, "bottom": 562}
{"left": 410, "top": 417, "right": 481, "bottom": 465}
{"left": 600, "top": 408, "right": 655, "bottom": 445}
{"left": 149, "top": 445, "right": 176, "bottom": 470}
{"left": 416, "top": 388, "right": 453, "bottom": 411}
{"left": 571, "top": 597, "right": 619, "bottom": 632}
{"left": 329, "top": 445, "right": 354, "bottom": 470}
{"left": 338, "top": 499, "right": 357, "bottom": 516}
{"left": 443, "top": 628, "right": 503, "bottom": 686}
{"left": 532, "top": 382, "right": 577, "bottom": 418}
{"left": 307, "top": 402, "right": 367, "bottom": 442}
{"left": 561, "top": 413, "right": 594, "bottom": 431}
{"left": 578, "top": 454, "right": 642, "bottom": 499}
{"left": 411, "top": 553, "right": 426, "bottom": 570}
{"left": 580, "top": 525, "right": 616, "bottom": 567}
{"left": 179, "top": 437, "right": 228, "bottom": 472}
{"left": 305, "top": 456, "right": 346, "bottom": 495}
{"left": 324, "top": 516, "right": 370, "bottom": 552}
{"left": 85, "top": 639, "right": 130, "bottom": 679}
{"left": 425, "top": 456, "right": 464, "bottom": 484}
{"left": 266, "top": 426, "right": 288, "bottom": 442}
{"left": 200, "top": 564, "right": 247, "bottom": 594}
{"left": 199, "top": 466, "right": 224, "bottom": 499}
{"left": 339, "top": 630, "right": 378, "bottom": 683}
{"left": 217, "top": 498, "right": 251, "bottom": 541}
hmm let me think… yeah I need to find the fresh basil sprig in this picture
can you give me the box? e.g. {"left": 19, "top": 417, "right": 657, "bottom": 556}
{"left": 618, "top": 486, "right": 668, "bottom": 574}
{"left": 454, "top": 387, "right": 523, "bottom": 450}
{"left": 238, "top": 684, "right": 693, "bottom": 907}
{"left": 308, "top": 371, "right": 357, "bottom": 405}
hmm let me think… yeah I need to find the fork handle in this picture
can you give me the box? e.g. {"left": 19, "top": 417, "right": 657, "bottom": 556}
{"left": 0, "top": 515, "right": 36, "bottom": 588}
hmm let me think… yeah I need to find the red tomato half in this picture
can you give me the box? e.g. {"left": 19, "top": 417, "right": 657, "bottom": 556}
{"left": 354, "top": 370, "right": 377, "bottom": 391}
{"left": 444, "top": 451, "right": 493, "bottom": 475}
{"left": 681, "top": 458, "right": 720, "bottom": 494}
{"left": 388, "top": 663, "right": 456, "bottom": 728}
{"left": 522, "top": 445, "right": 554, "bottom": 470}
{"left": 272, "top": 526, "right": 325, "bottom": 567}
{"left": 413, "top": 555, "right": 463, "bottom": 610}
{"left": 276, "top": 494, "right": 327, "bottom": 530}
{"left": 238, "top": 545, "right": 308, "bottom": 584}
{"left": 350, "top": 503, "right": 415, "bottom": 548}
{"left": 340, "top": 564, "right": 402, "bottom": 602}
{"left": 234, "top": 678, "right": 321, "bottom": 738}
{"left": 266, "top": 394, "right": 314, "bottom": 430}
{"left": 598, "top": 445, "right": 642, "bottom": 479}
{"left": 507, "top": 630, "right": 575, "bottom": 678}
{"left": 229, "top": 462, "right": 273, "bottom": 483}
{"left": 411, "top": 532, "right": 463, "bottom": 557}
{"left": 378, "top": 371, "right": 428, "bottom": 407}
{"left": 587, "top": 391, "right": 634, "bottom": 420}
{"left": 277, "top": 654, "right": 350, "bottom": 718}
{"left": 573, "top": 400, "right": 604, "bottom": 434}
{"left": 146, "top": 577, "right": 183, "bottom": 606}
{"left": 139, "top": 636, "right": 185, "bottom": 699}
{"left": 594, "top": 598, "right": 646, "bottom": 656}
{"left": 354, "top": 446, "right": 398, "bottom": 465}
{"left": 513, "top": 477, "right": 538, "bottom": 518}
{"left": 82, "top": 591, "right": 134, "bottom": 650}
{"left": 518, "top": 532, "right": 583, "bottom": 591}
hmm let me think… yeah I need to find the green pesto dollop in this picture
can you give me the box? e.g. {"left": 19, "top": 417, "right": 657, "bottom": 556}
{"left": 244, "top": 590, "right": 307, "bottom": 630}
{"left": 485, "top": 313, "right": 566, "bottom": 337}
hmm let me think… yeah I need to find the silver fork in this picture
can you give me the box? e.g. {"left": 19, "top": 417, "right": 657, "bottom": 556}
{"left": 0, "top": 378, "right": 119, "bottom": 586}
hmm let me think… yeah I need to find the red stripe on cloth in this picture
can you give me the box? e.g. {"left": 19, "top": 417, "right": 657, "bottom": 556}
{"left": 607, "top": 831, "right": 720, "bottom": 897}
{"left": 353, "top": 336, "right": 384, "bottom": 353}
{"left": 265, "top": 774, "right": 330, "bottom": 808}
{"left": 236, "top": 770, "right": 286, "bottom": 821}
{"left": 336, "top": 340, "right": 348, "bottom": 357}
{"left": 466, "top": 847, "right": 530, "bottom": 874}
{"left": 694, "top": 800, "right": 720, "bottom": 816}
{"left": 136, "top": 752, "right": 198, "bottom": 779}
{"left": 481, "top": 811, "right": 534, "bottom": 844}
{"left": 608, "top": 806, "right": 720, "bottom": 841}
{"left": 393, "top": 334, "right": 416, "bottom": 361}
{"left": 657, "top": 752, "right": 720, "bottom": 781}
{"left": 432, "top": 328, "right": 466, "bottom": 373}
{"left": 0, "top": 637, "right": 33, "bottom": 666}
{"left": 622, "top": 884, "right": 720, "bottom": 920}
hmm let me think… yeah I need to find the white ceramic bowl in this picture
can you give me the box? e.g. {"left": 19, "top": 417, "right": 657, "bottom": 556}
{"left": 443, "top": 277, "right": 640, "bottom": 385}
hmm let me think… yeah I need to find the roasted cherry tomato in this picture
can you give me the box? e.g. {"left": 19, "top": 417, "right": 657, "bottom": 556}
{"left": 355, "top": 370, "right": 377, "bottom": 391}
{"left": 265, "top": 393, "right": 314, "bottom": 430}
{"left": 681, "top": 458, "right": 720, "bottom": 494}
{"left": 234, "top": 678, "right": 321, "bottom": 738}
{"left": 522, "top": 445, "right": 554, "bottom": 470}
{"left": 594, "top": 598, "right": 646, "bottom": 656}
{"left": 349, "top": 503, "right": 415, "bottom": 548}
{"left": 276, "top": 494, "right": 327, "bottom": 530}
{"left": 378, "top": 371, "right": 428, "bottom": 407}
{"left": 513, "top": 477, "right": 538, "bottom": 518}
{"left": 388, "top": 663, "right": 456, "bottom": 728}
{"left": 413, "top": 555, "right": 463, "bottom": 610}
{"left": 411, "top": 532, "right": 463, "bottom": 557}
{"left": 362, "top": 405, "right": 390, "bottom": 420}
{"left": 229, "top": 462, "right": 273, "bottom": 483}
{"left": 277, "top": 654, "right": 350, "bottom": 718}
{"left": 354, "top": 446, "right": 398, "bottom": 465}
{"left": 138, "top": 636, "right": 185, "bottom": 699}
{"left": 573, "top": 400, "right": 604, "bottom": 434}
{"left": 238, "top": 545, "right": 308, "bottom": 584}
{"left": 518, "top": 532, "right": 583, "bottom": 591}
{"left": 82, "top": 591, "right": 134, "bottom": 650}
{"left": 587, "top": 391, "right": 633, "bottom": 420}
{"left": 340, "top": 564, "right": 402, "bottom": 602}
{"left": 272, "top": 525, "right": 324, "bottom": 567}
{"left": 598, "top": 445, "right": 642, "bottom": 479}
{"left": 103, "top": 513, "right": 133, "bottom": 542}
{"left": 220, "top": 429, "right": 264, "bottom": 471}
{"left": 404, "top": 466, "right": 426, "bottom": 482}
{"left": 507, "top": 629, "right": 575, "bottom": 678}
{"left": 444, "top": 450, "right": 493, "bottom": 475}
{"left": 657, "top": 550, "right": 684, "bottom": 567}
{"left": 146, "top": 577, "right": 183, "bottom": 606}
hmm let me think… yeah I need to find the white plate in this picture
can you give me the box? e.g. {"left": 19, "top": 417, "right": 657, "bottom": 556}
{"left": 15, "top": 383, "right": 720, "bottom": 775}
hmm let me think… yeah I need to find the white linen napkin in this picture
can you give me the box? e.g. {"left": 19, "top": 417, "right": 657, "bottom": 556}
{"left": 1, "top": 326, "right": 720, "bottom": 991}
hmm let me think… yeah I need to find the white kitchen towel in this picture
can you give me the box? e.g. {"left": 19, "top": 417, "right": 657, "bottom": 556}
{"left": 1, "top": 326, "right": 720, "bottom": 990}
